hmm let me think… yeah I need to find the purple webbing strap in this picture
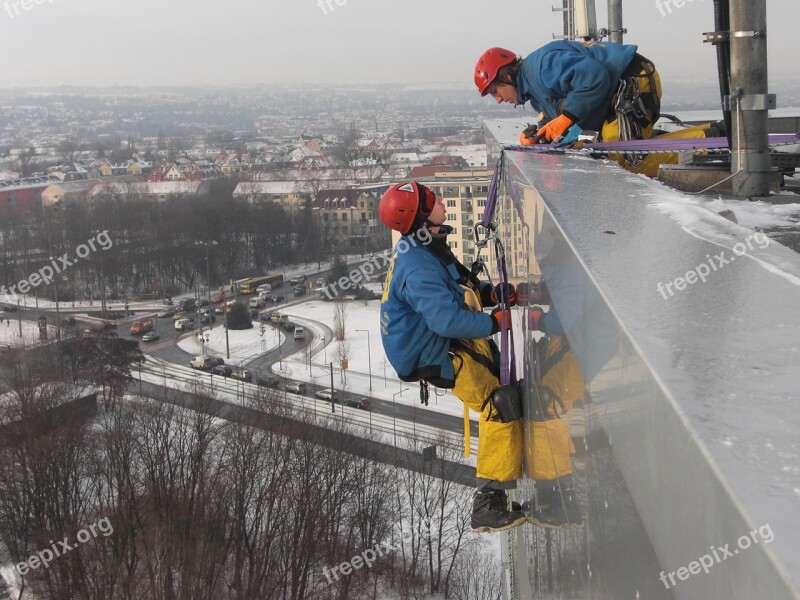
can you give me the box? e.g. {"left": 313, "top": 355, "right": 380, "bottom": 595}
{"left": 481, "top": 153, "right": 503, "bottom": 229}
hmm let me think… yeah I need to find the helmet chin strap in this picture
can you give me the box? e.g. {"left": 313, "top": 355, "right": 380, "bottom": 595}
{"left": 425, "top": 220, "right": 454, "bottom": 237}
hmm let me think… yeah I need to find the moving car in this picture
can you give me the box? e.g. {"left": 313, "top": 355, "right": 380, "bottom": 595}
{"left": 130, "top": 318, "right": 154, "bottom": 335}
{"left": 211, "top": 365, "right": 232, "bottom": 377}
{"left": 157, "top": 307, "right": 176, "bottom": 318}
{"left": 200, "top": 314, "right": 216, "bottom": 325}
{"left": 293, "top": 285, "right": 306, "bottom": 297}
{"left": 174, "top": 317, "right": 194, "bottom": 331}
{"left": 286, "top": 382, "right": 306, "bottom": 394}
{"left": 258, "top": 311, "right": 273, "bottom": 322}
{"left": 294, "top": 326, "right": 305, "bottom": 340}
{"left": 208, "top": 355, "right": 225, "bottom": 366}
{"left": 314, "top": 388, "right": 338, "bottom": 402}
{"left": 190, "top": 355, "right": 213, "bottom": 370}
{"left": 289, "top": 275, "right": 306, "bottom": 284}
{"left": 142, "top": 331, "right": 160, "bottom": 342}
{"left": 230, "top": 369, "right": 252, "bottom": 382}
{"left": 344, "top": 397, "right": 370, "bottom": 410}
{"left": 271, "top": 295, "right": 286, "bottom": 303}
{"left": 262, "top": 375, "right": 281, "bottom": 388}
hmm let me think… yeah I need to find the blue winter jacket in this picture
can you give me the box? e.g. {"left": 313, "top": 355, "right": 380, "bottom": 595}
{"left": 516, "top": 40, "right": 638, "bottom": 131}
{"left": 380, "top": 236, "right": 494, "bottom": 387}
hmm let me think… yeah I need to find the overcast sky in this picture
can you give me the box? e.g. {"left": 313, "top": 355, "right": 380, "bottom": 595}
{"left": 0, "top": 0, "right": 796, "bottom": 89}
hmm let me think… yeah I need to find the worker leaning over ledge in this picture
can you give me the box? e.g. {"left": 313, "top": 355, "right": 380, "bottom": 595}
{"left": 474, "top": 41, "right": 712, "bottom": 176}
{"left": 378, "top": 181, "right": 527, "bottom": 533}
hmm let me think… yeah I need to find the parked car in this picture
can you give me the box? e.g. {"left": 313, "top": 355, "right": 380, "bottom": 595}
{"left": 271, "top": 295, "right": 286, "bottom": 303}
{"left": 178, "top": 298, "right": 196, "bottom": 312}
{"left": 157, "top": 307, "right": 176, "bottom": 318}
{"left": 230, "top": 369, "right": 252, "bottom": 382}
{"left": 286, "top": 382, "right": 307, "bottom": 394}
{"left": 344, "top": 397, "right": 370, "bottom": 410}
{"left": 190, "top": 355, "right": 213, "bottom": 370}
{"left": 261, "top": 375, "right": 281, "bottom": 388}
{"left": 314, "top": 388, "right": 339, "bottom": 402}
{"left": 174, "top": 318, "right": 194, "bottom": 331}
{"left": 211, "top": 365, "right": 232, "bottom": 377}
{"left": 208, "top": 355, "right": 225, "bottom": 366}
{"left": 142, "top": 331, "right": 160, "bottom": 342}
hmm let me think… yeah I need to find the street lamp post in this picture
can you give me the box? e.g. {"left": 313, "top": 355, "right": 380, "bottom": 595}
{"left": 195, "top": 241, "right": 217, "bottom": 329}
{"left": 330, "top": 362, "right": 335, "bottom": 414}
{"left": 355, "top": 329, "right": 372, "bottom": 392}
{"left": 322, "top": 335, "right": 327, "bottom": 363}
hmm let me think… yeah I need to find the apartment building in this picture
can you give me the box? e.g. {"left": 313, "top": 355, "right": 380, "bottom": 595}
{"left": 413, "top": 170, "right": 527, "bottom": 283}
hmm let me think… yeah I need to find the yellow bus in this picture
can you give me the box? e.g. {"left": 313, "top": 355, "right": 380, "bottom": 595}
{"left": 239, "top": 273, "right": 284, "bottom": 294}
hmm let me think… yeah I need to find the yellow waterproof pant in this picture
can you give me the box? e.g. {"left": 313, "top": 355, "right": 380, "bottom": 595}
{"left": 451, "top": 338, "right": 522, "bottom": 483}
{"left": 524, "top": 336, "right": 584, "bottom": 481}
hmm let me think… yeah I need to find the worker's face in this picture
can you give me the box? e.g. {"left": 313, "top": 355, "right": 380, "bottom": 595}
{"left": 488, "top": 82, "right": 519, "bottom": 105}
{"left": 427, "top": 194, "right": 446, "bottom": 227}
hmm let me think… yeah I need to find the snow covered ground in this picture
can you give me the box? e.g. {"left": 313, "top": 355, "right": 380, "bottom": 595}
{"left": 176, "top": 323, "right": 283, "bottom": 364}
{"left": 0, "top": 317, "right": 57, "bottom": 348}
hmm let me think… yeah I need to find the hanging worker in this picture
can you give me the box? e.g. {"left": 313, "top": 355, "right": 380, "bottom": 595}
{"left": 379, "top": 181, "right": 527, "bottom": 533}
{"left": 474, "top": 41, "right": 713, "bottom": 176}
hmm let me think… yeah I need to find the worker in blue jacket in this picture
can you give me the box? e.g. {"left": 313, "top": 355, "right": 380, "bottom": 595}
{"left": 473, "top": 41, "right": 699, "bottom": 176}
{"left": 379, "top": 181, "right": 527, "bottom": 533}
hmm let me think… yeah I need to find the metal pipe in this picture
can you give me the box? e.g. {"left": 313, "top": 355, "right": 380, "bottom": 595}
{"left": 608, "top": 0, "right": 623, "bottom": 44}
{"left": 729, "top": 0, "right": 770, "bottom": 197}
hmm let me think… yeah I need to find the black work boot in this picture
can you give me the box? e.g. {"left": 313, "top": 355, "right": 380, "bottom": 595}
{"left": 471, "top": 487, "right": 527, "bottom": 533}
{"left": 523, "top": 485, "right": 583, "bottom": 529}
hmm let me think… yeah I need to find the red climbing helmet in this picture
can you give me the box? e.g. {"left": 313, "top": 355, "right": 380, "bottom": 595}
{"left": 379, "top": 182, "right": 436, "bottom": 235}
{"left": 474, "top": 47, "right": 518, "bottom": 96}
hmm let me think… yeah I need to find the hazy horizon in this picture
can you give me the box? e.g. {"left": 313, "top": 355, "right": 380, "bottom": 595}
{"left": 0, "top": 1, "right": 796, "bottom": 89}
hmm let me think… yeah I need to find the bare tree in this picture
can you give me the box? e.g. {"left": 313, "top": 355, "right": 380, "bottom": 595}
{"left": 13, "top": 146, "right": 38, "bottom": 177}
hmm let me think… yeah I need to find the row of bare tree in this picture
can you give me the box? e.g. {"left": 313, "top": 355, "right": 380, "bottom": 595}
{"left": 0, "top": 342, "right": 500, "bottom": 599}
{"left": 0, "top": 180, "right": 353, "bottom": 303}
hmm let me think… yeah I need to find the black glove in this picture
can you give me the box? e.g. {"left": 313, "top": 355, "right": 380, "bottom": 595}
{"left": 491, "top": 283, "right": 517, "bottom": 307}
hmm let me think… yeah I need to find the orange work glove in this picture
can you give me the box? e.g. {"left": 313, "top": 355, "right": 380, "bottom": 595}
{"left": 518, "top": 123, "right": 539, "bottom": 145}
{"left": 535, "top": 113, "right": 575, "bottom": 143}
{"left": 491, "top": 307, "right": 512, "bottom": 334}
